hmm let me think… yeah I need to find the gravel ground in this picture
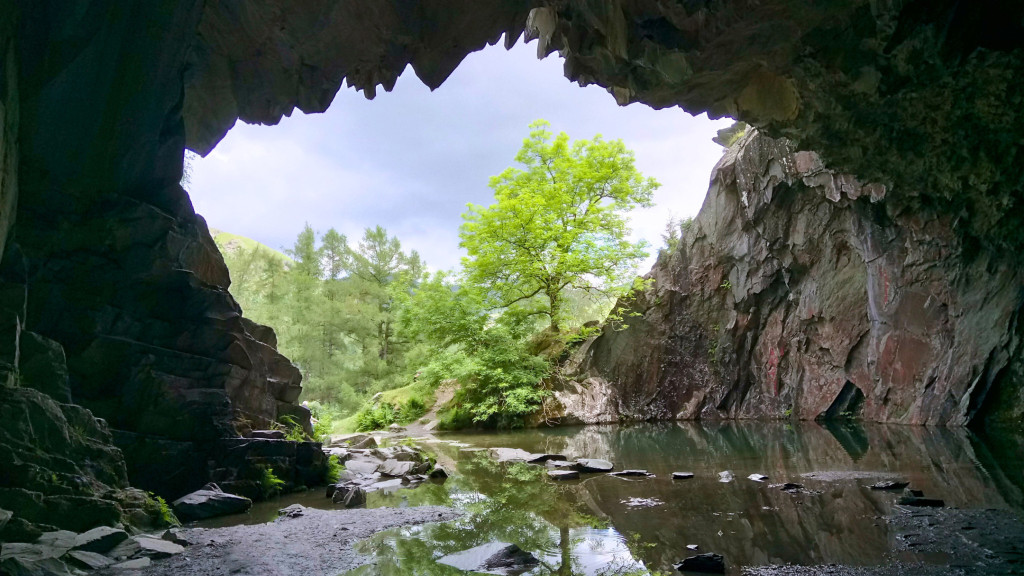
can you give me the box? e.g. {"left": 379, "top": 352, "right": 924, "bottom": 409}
{"left": 98, "top": 506, "right": 460, "bottom": 576}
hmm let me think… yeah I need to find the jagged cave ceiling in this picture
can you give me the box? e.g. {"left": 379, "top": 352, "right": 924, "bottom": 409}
{"left": 177, "top": 0, "right": 1024, "bottom": 250}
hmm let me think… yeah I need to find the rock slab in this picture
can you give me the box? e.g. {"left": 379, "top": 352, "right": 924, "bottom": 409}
{"left": 675, "top": 552, "right": 725, "bottom": 574}
{"left": 171, "top": 484, "right": 253, "bottom": 521}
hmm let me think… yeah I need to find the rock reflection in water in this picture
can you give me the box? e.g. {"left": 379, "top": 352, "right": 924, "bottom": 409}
{"left": 343, "top": 422, "right": 1022, "bottom": 575}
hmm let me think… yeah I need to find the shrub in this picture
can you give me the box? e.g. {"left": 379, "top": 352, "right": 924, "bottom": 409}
{"left": 355, "top": 403, "right": 398, "bottom": 432}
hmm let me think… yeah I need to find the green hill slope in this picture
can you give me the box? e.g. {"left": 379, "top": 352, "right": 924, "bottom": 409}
{"left": 211, "top": 228, "right": 292, "bottom": 263}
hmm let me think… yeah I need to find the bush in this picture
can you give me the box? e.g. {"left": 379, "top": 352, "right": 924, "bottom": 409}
{"left": 355, "top": 403, "right": 398, "bottom": 432}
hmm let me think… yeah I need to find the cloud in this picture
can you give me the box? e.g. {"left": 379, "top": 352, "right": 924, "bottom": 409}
{"left": 188, "top": 40, "right": 733, "bottom": 272}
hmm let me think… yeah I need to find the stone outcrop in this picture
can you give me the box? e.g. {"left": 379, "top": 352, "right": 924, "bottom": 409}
{"left": 555, "top": 131, "right": 1024, "bottom": 426}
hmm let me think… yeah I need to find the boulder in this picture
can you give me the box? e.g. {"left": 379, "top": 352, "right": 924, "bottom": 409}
{"left": 331, "top": 485, "right": 352, "bottom": 504}
{"left": 343, "top": 488, "right": 366, "bottom": 508}
{"left": 278, "top": 504, "right": 305, "bottom": 518}
{"left": 171, "top": 485, "right": 252, "bottom": 521}
{"left": 574, "top": 459, "right": 614, "bottom": 473}
{"left": 747, "top": 474, "right": 769, "bottom": 482}
{"left": 428, "top": 466, "right": 450, "bottom": 480}
{"left": 718, "top": 471, "right": 734, "bottom": 483}
{"left": 377, "top": 460, "right": 415, "bottom": 477}
{"left": 675, "top": 552, "right": 725, "bottom": 574}
{"left": 672, "top": 472, "right": 695, "bottom": 480}
{"left": 0, "top": 508, "right": 10, "bottom": 531}
{"left": 547, "top": 470, "right": 580, "bottom": 481}
{"left": 72, "top": 526, "right": 129, "bottom": 554}
{"left": 160, "top": 529, "right": 189, "bottom": 546}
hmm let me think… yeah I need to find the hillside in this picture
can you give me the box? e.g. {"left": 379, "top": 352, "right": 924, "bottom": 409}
{"left": 211, "top": 228, "right": 292, "bottom": 263}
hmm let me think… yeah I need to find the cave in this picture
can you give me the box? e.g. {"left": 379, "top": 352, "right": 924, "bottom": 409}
{"left": 1, "top": 0, "right": 1023, "bottom": 546}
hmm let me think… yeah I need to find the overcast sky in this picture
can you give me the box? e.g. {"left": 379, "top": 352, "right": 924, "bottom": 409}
{"left": 188, "top": 37, "right": 733, "bottom": 274}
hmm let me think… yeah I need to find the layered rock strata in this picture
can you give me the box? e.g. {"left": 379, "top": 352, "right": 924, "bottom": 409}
{"left": 555, "top": 132, "right": 1024, "bottom": 426}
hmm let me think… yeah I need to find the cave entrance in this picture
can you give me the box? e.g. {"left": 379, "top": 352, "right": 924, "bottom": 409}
{"left": 819, "top": 381, "right": 866, "bottom": 421}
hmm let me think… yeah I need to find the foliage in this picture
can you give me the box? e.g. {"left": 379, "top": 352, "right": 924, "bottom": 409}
{"left": 216, "top": 224, "right": 424, "bottom": 422}
{"left": 144, "top": 493, "right": 179, "bottom": 527}
{"left": 460, "top": 120, "right": 657, "bottom": 332}
{"left": 402, "top": 273, "right": 551, "bottom": 427}
{"left": 258, "top": 467, "right": 286, "bottom": 499}
{"left": 355, "top": 403, "right": 398, "bottom": 432}
{"left": 324, "top": 455, "right": 345, "bottom": 484}
{"left": 712, "top": 120, "right": 748, "bottom": 148}
{"left": 277, "top": 415, "right": 307, "bottom": 442}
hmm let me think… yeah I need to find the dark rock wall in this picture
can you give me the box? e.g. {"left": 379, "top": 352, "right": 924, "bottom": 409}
{"left": 4, "top": 0, "right": 310, "bottom": 503}
{"left": 557, "top": 132, "right": 1024, "bottom": 426}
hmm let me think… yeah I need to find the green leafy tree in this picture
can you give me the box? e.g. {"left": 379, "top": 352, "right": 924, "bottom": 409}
{"left": 460, "top": 120, "right": 658, "bottom": 332}
{"left": 401, "top": 272, "right": 549, "bottom": 426}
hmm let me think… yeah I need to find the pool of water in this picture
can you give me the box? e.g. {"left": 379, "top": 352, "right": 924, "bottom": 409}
{"left": 198, "top": 421, "right": 1024, "bottom": 575}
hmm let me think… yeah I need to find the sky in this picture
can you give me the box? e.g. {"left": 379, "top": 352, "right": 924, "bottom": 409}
{"left": 187, "top": 36, "right": 733, "bottom": 273}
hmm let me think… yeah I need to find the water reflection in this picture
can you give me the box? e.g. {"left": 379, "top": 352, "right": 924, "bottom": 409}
{"left": 326, "top": 423, "right": 1021, "bottom": 575}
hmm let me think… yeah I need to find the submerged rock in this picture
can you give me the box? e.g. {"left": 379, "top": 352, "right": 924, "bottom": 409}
{"left": 171, "top": 484, "right": 252, "bottom": 521}
{"left": 574, "top": 459, "right": 614, "bottom": 473}
{"left": 718, "top": 471, "right": 734, "bottom": 483}
{"left": 488, "top": 448, "right": 535, "bottom": 463}
{"left": 748, "top": 474, "right": 769, "bottom": 482}
{"left": 546, "top": 460, "right": 577, "bottom": 469}
{"left": 673, "top": 472, "right": 695, "bottom": 480}
{"left": 870, "top": 480, "right": 910, "bottom": 490}
{"left": 674, "top": 552, "right": 725, "bottom": 574}
{"left": 437, "top": 542, "right": 539, "bottom": 575}
{"left": 610, "top": 470, "right": 654, "bottom": 478}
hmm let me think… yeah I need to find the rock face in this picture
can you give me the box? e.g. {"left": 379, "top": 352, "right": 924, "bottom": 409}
{"left": 555, "top": 132, "right": 1024, "bottom": 426}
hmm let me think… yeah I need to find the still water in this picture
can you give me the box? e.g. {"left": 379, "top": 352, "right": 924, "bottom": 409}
{"left": 206, "top": 422, "right": 1024, "bottom": 575}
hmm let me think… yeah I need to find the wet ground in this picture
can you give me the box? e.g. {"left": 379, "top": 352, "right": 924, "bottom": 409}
{"left": 145, "top": 421, "right": 1024, "bottom": 575}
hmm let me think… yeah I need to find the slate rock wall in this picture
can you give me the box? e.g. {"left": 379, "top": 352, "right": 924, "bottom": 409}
{"left": 557, "top": 132, "right": 1024, "bottom": 426}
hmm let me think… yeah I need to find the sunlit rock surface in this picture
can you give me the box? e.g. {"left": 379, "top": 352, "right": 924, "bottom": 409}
{"left": 556, "top": 131, "right": 1024, "bottom": 426}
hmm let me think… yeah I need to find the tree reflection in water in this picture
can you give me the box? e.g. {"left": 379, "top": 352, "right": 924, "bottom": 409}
{"left": 346, "top": 454, "right": 650, "bottom": 576}
{"left": 344, "top": 422, "right": 1024, "bottom": 576}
